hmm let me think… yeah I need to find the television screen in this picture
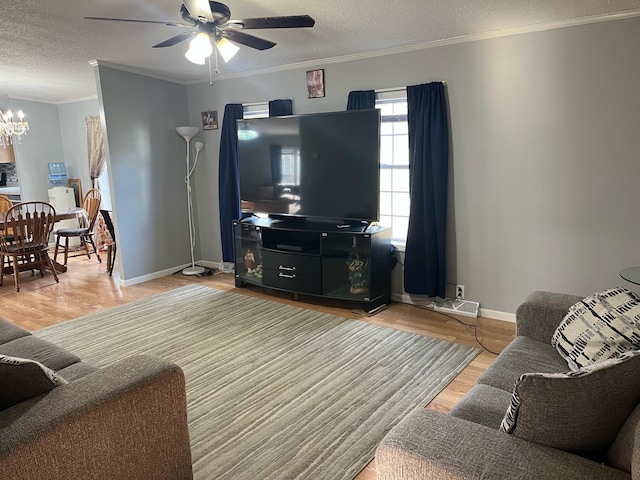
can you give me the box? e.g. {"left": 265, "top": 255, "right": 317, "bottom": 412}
{"left": 237, "top": 109, "right": 380, "bottom": 222}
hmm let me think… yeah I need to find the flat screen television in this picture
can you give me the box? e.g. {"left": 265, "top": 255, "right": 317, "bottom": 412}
{"left": 237, "top": 109, "right": 380, "bottom": 222}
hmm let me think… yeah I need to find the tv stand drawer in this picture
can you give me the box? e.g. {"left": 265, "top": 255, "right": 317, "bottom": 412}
{"left": 263, "top": 269, "right": 322, "bottom": 295}
{"left": 262, "top": 250, "right": 321, "bottom": 276}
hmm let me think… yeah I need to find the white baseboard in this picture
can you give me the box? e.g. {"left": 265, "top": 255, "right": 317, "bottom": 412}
{"left": 479, "top": 308, "right": 516, "bottom": 323}
{"left": 391, "top": 292, "right": 515, "bottom": 323}
{"left": 121, "top": 260, "right": 234, "bottom": 287}
{"left": 120, "top": 264, "right": 188, "bottom": 287}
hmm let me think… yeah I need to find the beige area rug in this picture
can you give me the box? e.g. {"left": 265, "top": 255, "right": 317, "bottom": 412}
{"left": 35, "top": 285, "right": 479, "bottom": 480}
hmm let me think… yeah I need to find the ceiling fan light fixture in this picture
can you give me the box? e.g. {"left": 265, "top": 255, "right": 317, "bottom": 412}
{"left": 216, "top": 37, "right": 240, "bottom": 63}
{"left": 185, "top": 32, "right": 213, "bottom": 64}
{"left": 185, "top": 48, "right": 206, "bottom": 64}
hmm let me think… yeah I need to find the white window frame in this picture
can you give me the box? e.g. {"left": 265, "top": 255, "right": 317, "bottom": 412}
{"left": 243, "top": 103, "right": 269, "bottom": 119}
{"left": 376, "top": 90, "right": 410, "bottom": 248}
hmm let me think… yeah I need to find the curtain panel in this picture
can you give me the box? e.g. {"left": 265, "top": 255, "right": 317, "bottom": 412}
{"left": 403, "top": 82, "right": 449, "bottom": 298}
{"left": 218, "top": 104, "right": 244, "bottom": 263}
{"left": 268, "top": 99, "right": 293, "bottom": 117}
{"left": 86, "top": 116, "right": 106, "bottom": 188}
{"left": 346, "top": 90, "right": 376, "bottom": 110}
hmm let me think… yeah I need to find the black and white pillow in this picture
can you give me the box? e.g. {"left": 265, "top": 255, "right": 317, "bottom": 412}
{"left": 500, "top": 349, "right": 640, "bottom": 452}
{"left": 551, "top": 287, "right": 640, "bottom": 370}
{"left": 0, "top": 355, "right": 68, "bottom": 410}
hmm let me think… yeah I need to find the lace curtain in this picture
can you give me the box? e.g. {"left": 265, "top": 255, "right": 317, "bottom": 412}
{"left": 86, "top": 116, "right": 105, "bottom": 188}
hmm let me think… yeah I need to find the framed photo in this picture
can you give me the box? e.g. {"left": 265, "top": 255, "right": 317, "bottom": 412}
{"left": 68, "top": 178, "right": 82, "bottom": 208}
{"left": 306, "top": 69, "right": 325, "bottom": 99}
{"left": 201, "top": 110, "right": 218, "bottom": 130}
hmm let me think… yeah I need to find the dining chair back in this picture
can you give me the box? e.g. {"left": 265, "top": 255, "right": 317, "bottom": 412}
{"left": 99, "top": 209, "right": 116, "bottom": 276}
{"left": 0, "top": 194, "right": 12, "bottom": 214}
{"left": 0, "top": 201, "right": 59, "bottom": 292}
{"left": 54, "top": 188, "right": 103, "bottom": 267}
{"left": 0, "top": 194, "right": 13, "bottom": 238}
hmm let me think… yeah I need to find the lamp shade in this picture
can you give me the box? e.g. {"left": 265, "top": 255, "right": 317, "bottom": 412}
{"left": 216, "top": 38, "right": 240, "bottom": 63}
{"left": 185, "top": 32, "right": 213, "bottom": 65}
{"left": 176, "top": 126, "right": 200, "bottom": 141}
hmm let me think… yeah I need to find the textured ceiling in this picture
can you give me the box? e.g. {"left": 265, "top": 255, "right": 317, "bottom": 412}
{"left": 2, "top": 0, "right": 640, "bottom": 104}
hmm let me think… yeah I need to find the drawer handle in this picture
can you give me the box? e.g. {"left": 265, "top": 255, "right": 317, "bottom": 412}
{"left": 278, "top": 272, "right": 296, "bottom": 279}
{"left": 279, "top": 265, "right": 296, "bottom": 272}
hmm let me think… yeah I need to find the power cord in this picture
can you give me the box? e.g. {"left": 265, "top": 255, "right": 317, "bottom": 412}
{"left": 408, "top": 298, "right": 502, "bottom": 355}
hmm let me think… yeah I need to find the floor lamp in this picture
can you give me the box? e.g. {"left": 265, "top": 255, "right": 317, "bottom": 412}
{"left": 176, "top": 126, "right": 205, "bottom": 276}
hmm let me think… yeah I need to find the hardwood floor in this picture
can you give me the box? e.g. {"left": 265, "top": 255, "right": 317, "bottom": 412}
{"left": 0, "top": 255, "right": 515, "bottom": 479}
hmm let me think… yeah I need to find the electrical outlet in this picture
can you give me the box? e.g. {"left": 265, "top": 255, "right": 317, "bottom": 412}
{"left": 456, "top": 284, "right": 465, "bottom": 300}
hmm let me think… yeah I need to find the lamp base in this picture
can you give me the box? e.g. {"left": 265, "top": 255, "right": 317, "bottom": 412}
{"left": 182, "top": 265, "right": 206, "bottom": 276}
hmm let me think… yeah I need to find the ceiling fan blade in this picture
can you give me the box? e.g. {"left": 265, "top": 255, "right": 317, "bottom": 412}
{"left": 152, "top": 30, "right": 198, "bottom": 48}
{"left": 226, "top": 15, "right": 315, "bottom": 29}
{"left": 182, "top": 0, "right": 214, "bottom": 22}
{"left": 85, "top": 16, "right": 187, "bottom": 27}
{"left": 221, "top": 30, "right": 276, "bottom": 51}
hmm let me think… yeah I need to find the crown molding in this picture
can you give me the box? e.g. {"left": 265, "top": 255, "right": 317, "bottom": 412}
{"left": 192, "top": 9, "right": 640, "bottom": 83}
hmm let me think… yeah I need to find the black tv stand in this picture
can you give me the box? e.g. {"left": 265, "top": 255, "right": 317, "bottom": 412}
{"left": 233, "top": 216, "right": 392, "bottom": 313}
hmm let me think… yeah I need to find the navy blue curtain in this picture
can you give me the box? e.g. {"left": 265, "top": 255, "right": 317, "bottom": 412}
{"left": 268, "top": 99, "right": 293, "bottom": 117}
{"left": 404, "top": 82, "right": 449, "bottom": 298}
{"left": 218, "top": 103, "right": 244, "bottom": 263}
{"left": 346, "top": 90, "right": 375, "bottom": 110}
{"left": 270, "top": 144, "right": 282, "bottom": 184}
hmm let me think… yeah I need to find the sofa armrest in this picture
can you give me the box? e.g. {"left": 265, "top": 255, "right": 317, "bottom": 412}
{"left": 515, "top": 291, "right": 583, "bottom": 344}
{"left": 0, "top": 355, "right": 193, "bottom": 480}
{"left": 376, "top": 408, "right": 629, "bottom": 480}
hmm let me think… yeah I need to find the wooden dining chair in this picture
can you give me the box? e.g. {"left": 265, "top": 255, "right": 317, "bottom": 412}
{"left": 0, "top": 194, "right": 12, "bottom": 214}
{"left": 99, "top": 209, "right": 116, "bottom": 276}
{"left": 54, "top": 188, "right": 102, "bottom": 267}
{"left": 0, "top": 201, "right": 59, "bottom": 292}
{"left": 0, "top": 194, "right": 14, "bottom": 272}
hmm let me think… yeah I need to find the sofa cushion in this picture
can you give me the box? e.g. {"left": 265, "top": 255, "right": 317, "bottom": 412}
{"left": 0, "top": 317, "right": 31, "bottom": 344}
{"left": 477, "top": 336, "right": 568, "bottom": 392}
{"left": 500, "top": 349, "right": 640, "bottom": 452}
{"left": 0, "top": 335, "right": 81, "bottom": 371}
{"left": 0, "top": 354, "right": 68, "bottom": 410}
{"left": 449, "top": 384, "right": 514, "bottom": 429}
{"left": 606, "top": 402, "right": 640, "bottom": 473}
{"left": 552, "top": 287, "right": 640, "bottom": 370}
{"left": 56, "top": 362, "right": 99, "bottom": 382}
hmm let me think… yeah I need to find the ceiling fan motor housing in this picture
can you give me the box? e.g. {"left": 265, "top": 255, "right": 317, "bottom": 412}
{"left": 181, "top": 2, "right": 230, "bottom": 24}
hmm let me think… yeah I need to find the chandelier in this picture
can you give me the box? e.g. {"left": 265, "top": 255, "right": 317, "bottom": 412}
{"left": 1, "top": 110, "right": 29, "bottom": 148}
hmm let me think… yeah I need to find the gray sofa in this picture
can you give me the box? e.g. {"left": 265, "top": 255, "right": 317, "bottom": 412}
{"left": 0, "top": 317, "right": 193, "bottom": 480}
{"left": 377, "top": 291, "right": 640, "bottom": 480}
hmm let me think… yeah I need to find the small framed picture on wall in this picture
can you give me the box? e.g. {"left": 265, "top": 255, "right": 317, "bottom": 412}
{"left": 201, "top": 110, "right": 218, "bottom": 130}
{"left": 306, "top": 69, "right": 325, "bottom": 98}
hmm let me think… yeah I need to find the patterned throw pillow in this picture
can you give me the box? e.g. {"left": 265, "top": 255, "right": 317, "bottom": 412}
{"left": 551, "top": 287, "right": 640, "bottom": 370}
{"left": 0, "top": 355, "right": 68, "bottom": 410}
{"left": 500, "top": 349, "right": 640, "bottom": 452}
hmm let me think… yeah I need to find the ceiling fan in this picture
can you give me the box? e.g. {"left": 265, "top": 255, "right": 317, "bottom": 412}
{"left": 86, "top": 0, "right": 315, "bottom": 65}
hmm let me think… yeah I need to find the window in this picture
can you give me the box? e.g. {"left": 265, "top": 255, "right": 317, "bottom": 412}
{"left": 376, "top": 91, "right": 410, "bottom": 245}
{"left": 279, "top": 147, "right": 301, "bottom": 186}
{"left": 243, "top": 103, "right": 269, "bottom": 119}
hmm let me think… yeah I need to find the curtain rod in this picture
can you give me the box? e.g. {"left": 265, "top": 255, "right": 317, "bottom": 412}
{"left": 376, "top": 81, "right": 446, "bottom": 93}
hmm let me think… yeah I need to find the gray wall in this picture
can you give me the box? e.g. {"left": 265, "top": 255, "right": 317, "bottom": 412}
{"left": 187, "top": 16, "right": 640, "bottom": 314}
{"left": 9, "top": 98, "right": 65, "bottom": 202}
{"left": 5, "top": 98, "right": 99, "bottom": 204}
{"left": 95, "top": 65, "right": 193, "bottom": 282}
{"left": 58, "top": 98, "right": 100, "bottom": 193}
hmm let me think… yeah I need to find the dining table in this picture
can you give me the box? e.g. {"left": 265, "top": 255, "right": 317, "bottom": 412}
{"left": 0, "top": 207, "right": 88, "bottom": 273}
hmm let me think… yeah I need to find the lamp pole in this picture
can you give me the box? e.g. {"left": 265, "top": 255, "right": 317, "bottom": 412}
{"left": 176, "top": 126, "right": 205, "bottom": 276}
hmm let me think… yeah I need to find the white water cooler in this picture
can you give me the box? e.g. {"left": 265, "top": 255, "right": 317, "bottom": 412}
{"left": 48, "top": 187, "right": 81, "bottom": 247}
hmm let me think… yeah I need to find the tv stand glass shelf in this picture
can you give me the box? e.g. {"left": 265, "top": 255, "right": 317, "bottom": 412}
{"left": 233, "top": 216, "right": 393, "bottom": 312}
